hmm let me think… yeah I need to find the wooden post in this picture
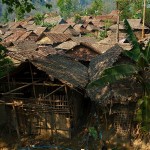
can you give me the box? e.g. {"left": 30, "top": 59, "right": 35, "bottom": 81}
{"left": 142, "top": 0, "right": 146, "bottom": 38}
{"left": 12, "top": 104, "right": 21, "bottom": 148}
{"left": 29, "top": 62, "right": 36, "bottom": 98}
{"left": 116, "top": 2, "right": 120, "bottom": 43}
{"left": 7, "top": 64, "right": 10, "bottom": 91}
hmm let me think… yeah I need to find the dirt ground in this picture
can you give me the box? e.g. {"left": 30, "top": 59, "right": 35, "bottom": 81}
{"left": 1, "top": 132, "right": 150, "bottom": 150}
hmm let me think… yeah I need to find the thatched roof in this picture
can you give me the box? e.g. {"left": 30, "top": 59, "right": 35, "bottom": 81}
{"left": 24, "top": 24, "right": 39, "bottom": 31}
{"left": 51, "top": 24, "right": 79, "bottom": 36}
{"left": 87, "top": 44, "right": 142, "bottom": 104}
{"left": 4, "top": 30, "right": 26, "bottom": 43}
{"left": 9, "top": 21, "right": 24, "bottom": 30}
{"left": 91, "top": 43, "right": 115, "bottom": 54}
{"left": 73, "top": 24, "right": 87, "bottom": 33}
{"left": 37, "top": 32, "right": 72, "bottom": 45}
{"left": 7, "top": 41, "right": 57, "bottom": 61}
{"left": 91, "top": 20, "right": 105, "bottom": 28}
{"left": 38, "top": 46, "right": 57, "bottom": 56}
{"left": 94, "top": 10, "right": 118, "bottom": 23}
{"left": 44, "top": 16, "right": 67, "bottom": 25}
{"left": 31, "top": 55, "right": 88, "bottom": 88}
{"left": 109, "top": 19, "right": 149, "bottom": 31}
{"left": 1, "top": 31, "right": 13, "bottom": 40}
{"left": 7, "top": 50, "right": 42, "bottom": 62}
{"left": 14, "top": 40, "right": 38, "bottom": 51}
{"left": 89, "top": 44, "right": 123, "bottom": 81}
{"left": 51, "top": 24, "right": 71, "bottom": 33}
{"left": 71, "top": 36, "right": 98, "bottom": 44}
{"left": 87, "top": 44, "right": 122, "bottom": 102}
{"left": 34, "top": 27, "right": 47, "bottom": 36}
{"left": 55, "top": 41, "right": 78, "bottom": 50}
{"left": 17, "top": 31, "right": 38, "bottom": 41}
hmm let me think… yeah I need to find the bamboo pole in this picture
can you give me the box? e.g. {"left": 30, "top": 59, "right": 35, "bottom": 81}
{"left": 116, "top": 2, "right": 120, "bottom": 43}
{"left": 1, "top": 80, "right": 40, "bottom": 95}
{"left": 12, "top": 104, "right": 21, "bottom": 148}
{"left": 29, "top": 62, "right": 36, "bottom": 98}
{"left": 142, "top": 0, "right": 146, "bottom": 38}
{"left": 7, "top": 65, "right": 11, "bottom": 91}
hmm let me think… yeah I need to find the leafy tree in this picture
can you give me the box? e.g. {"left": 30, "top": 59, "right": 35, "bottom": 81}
{"left": 15, "top": 6, "right": 25, "bottom": 21}
{"left": 34, "top": 13, "right": 45, "bottom": 25}
{"left": 116, "top": 0, "right": 150, "bottom": 20}
{"left": 1, "top": 10, "right": 9, "bottom": 23}
{"left": 74, "top": 14, "right": 82, "bottom": 23}
{"left": 88, "top": 19, "right": 150, "bottom": 131}
{"left": 1, "top": 0, "right": 52, "bottom": 14}
{"left": 57, "top": 0, "right": 73, "bottom": 19}
{"left": 42, "top": 22, "right": 56, "bottom": 30}
{"left": 1, "top": 0, "right": 35, "bottom": 13}
{"left": 86, "top": 0, "right": 103, "bottom": 16}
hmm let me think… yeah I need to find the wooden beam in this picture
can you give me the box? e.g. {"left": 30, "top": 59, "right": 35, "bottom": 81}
{"left": 29, "top": 62, "right": 36, "bottom": 98}
{"left": 142, "top": 0, "right": 146, "bottom": 38}
{"left": 44, "top": 85, "right": 65, "bottom": 99}
{"left": 12, "top": 104, "right": 21, "bottom": 147}
{"left": 116, "top": 2, "right": 120, "bottom": 43}
{"left": 1, "top": 80, "right": 40, "bottom": 95}
{"left": 0, "top": 82, "right": 63, "bottom": 87}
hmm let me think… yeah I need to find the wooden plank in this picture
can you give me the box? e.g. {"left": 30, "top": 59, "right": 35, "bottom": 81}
{"left": 1, "top": 80, "right": 40, "bottom": 95}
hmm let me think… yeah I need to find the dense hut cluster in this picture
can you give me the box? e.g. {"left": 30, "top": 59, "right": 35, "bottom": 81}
{"left": 0, "top": 10, "right": 150, "bottom": 141}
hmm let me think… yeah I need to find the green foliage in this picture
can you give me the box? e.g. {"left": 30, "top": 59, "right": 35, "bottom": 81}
{"left": 34, "top": 13, "right": 45, "bottom": 25}
{"left": 86, "top": 0, "right": 103, "bottom": 16}
{"left": 88, "top": 127, "right": 98, "bottom": 140}
{"left": 2, "top": 0, "right": 35, "bottom": 13}
{"left": 88, "top": 64, "right": 137, "bottom": 88}
{"left": 15, "top": 6, "right": 25, "bottom": 21}
{"left": 123, "top": 19, "right": 141, "bottom": 62}
{"left": 45, "top": 3, "right": 52, "bottom": 9}
{"left": 98, "top": 30, "right": 107, "bottom": 40}
{"left": 98, "top": 20, "right": 112, "bottom": 40}
{"left": 57, "top": 0, "right": 73, "bottom": 19}
{"left": 145, "top": 8, "right": 150, "bottom": 28}
{"left": 1, "top": 10, "right": 9, "bottom": 23}
{"left": 74, "top": 14, "right": 82, "bottom": 23}
{"left": 0, "top": 44, "right": 14, "bottom": 78}
{"left": 116, "top": 0, "right": 143, "bottom": 20}
{"left": 1, "top": 0, "right": 52, "bottom": 19}
{"left": 136, "top": 96, "right": 150, "bottom": 132}
{"left": 42, "top": 22, "right": 56, "bottom": 30}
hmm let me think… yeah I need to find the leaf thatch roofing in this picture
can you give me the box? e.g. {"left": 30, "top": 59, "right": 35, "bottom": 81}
{"left": 14, "top": 40, "right": 38, "bottom": 51}
{"left": 109, "top": 19, "right": 149, "bottom": 31}
{"left": 87, "top": 44, "right": 143, "bottom": 104}
{"left": 33, "top": 27, "right": 47, "bottom": 36}
{"left": 31, "top": 55, "right": 88, "bottom": 88}
{"left": 51, "top": 24, "right": 79, "bottom": 36}
{"left": 37, "top": 32, "right": 72, "bottom": 45}
{"left": 71, "top": 36, "right": 98, "bottom": 44}
{"left": 4, "top": 30, "right": 26, "bottom": 43}
{"left": 89, "top": 44, "right": 123, "bottom": 81}
{"left": 55, "top": 41, "right": 78, "bottom": 50}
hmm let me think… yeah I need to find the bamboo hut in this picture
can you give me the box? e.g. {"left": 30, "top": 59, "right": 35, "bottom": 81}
{"left": 0, "top": 54, "right": 89, "bottom": 138}
{"left": 87, "top": 44, "right": 143, "bottom": 137}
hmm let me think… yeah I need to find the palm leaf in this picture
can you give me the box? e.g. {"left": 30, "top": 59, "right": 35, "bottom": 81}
{"left": 123, "top": 19, "right": 141, "bottom": 62}
{"left": 87, "top": 64, "right": 138, "bottom": 88}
